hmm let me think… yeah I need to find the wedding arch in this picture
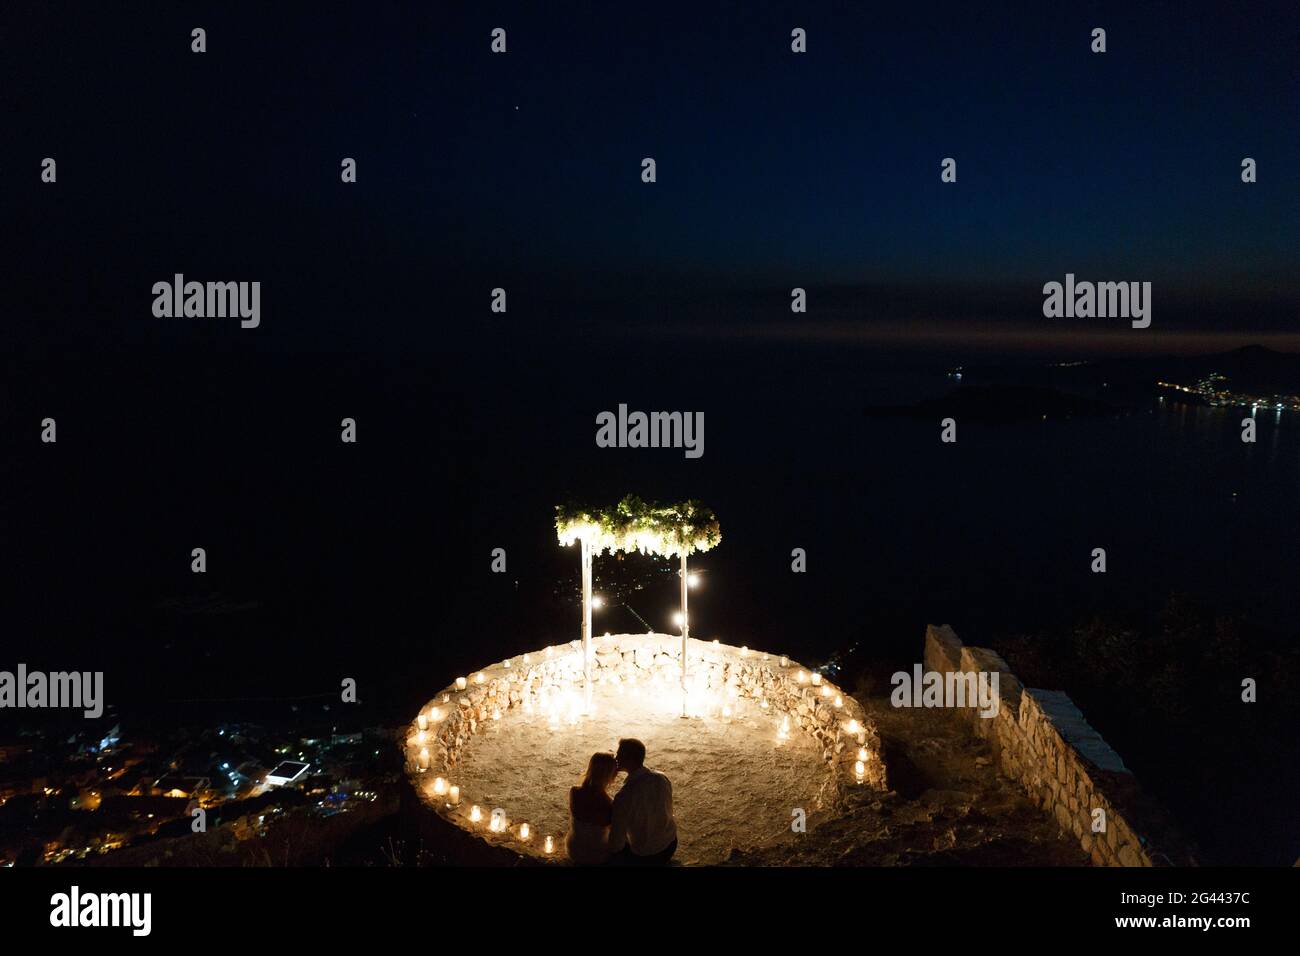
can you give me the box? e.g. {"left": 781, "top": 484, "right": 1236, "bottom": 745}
{"left": 555, "top": 495, "right": 721, "bottom": 714}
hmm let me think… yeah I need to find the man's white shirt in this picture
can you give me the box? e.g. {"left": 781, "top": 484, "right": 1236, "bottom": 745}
{"left": 609, "top": 766, "right": 677, "bottom": 856}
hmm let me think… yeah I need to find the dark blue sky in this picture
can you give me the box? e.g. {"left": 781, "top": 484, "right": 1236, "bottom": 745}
{"left": 8, "top": 0, "right": 1299, "bottom": 354}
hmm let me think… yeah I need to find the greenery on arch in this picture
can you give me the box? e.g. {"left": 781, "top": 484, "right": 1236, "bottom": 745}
{"left": 555, "top": 495, "right": 721, "bottom": 559}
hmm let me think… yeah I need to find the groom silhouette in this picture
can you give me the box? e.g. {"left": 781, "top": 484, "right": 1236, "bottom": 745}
{"left": 608, "top": 738, "right": 678, "bottom": 865}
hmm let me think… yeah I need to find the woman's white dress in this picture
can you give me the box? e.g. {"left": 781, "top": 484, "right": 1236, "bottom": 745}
{"left": 565, "top": 818, "right": 609, "bottom": 864}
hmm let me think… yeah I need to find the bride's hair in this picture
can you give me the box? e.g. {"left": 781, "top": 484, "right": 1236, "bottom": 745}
{"left": 580, "top": 752, "right": 618, "bottom": 792}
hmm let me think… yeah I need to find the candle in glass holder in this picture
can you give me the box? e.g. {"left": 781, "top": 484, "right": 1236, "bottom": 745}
{"left": 523, "top": 653, "right": 531, "bottom": 664}
{"left": 845, "top": 719, "right": 862, "bottom": 735}
{"left": 544, "top": 836, "right": 554, "bottom": 854}
{"left": 854, "top": 760, "right": 866, "bottom": 780}
{"left": 455, "top": 677, "right": 467, "bottom": 690}
{"left": 431, "top": 706, "right": 443, "bottom": 722}
{"left": 417, "top": 712, "right": 428, "bottom": 731}
{"left": 834, "top": 695, "right": 843, "bottom": 709}
{"left": 504, "top": 658, "right": 511, "bottom": 668}
{"left": 796, "top": 670, "right": 806, "bottom": 683}
{"left": 811, "top": 672, "right": 822, "bottom": 686}
{"left": 519, "top": 823, "right": 531, "bottom": 841}
{"left": 780, "top": 656, "right": 789, "bottom": 668}
{"left": 778, "top": 716, "right": 790, "bottom": 740}
{"left": 740, "top": 646, "right": 749, "bottom": 657}
{"left": 820, "top": 685, "right": 831, "bottom": 698}
{"left": 491, "top": 708, "right": 501, "bottom": 721}
{"left": 433, "top": 777, "right": 447, "bottom": 796}
{"left": 449, "top": 785, "right": 460, "bottom": 805}
{"left": 858, "top": 747, "right": 869, "bottom": 762}
{"left": 474, "top": 672, "right": 485, "bottom": 685}
{"left": 469, "top": 805, "right": 482, "bottom": 823}
{"left": 417, "top": 748, "right": 430, "bottom": 770}
{"left": 442, "top": 693, "right": 450, "bottom": 703}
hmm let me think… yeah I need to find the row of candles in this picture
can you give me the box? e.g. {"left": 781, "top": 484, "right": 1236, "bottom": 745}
{"left": 425, "top": 774, "right": 557, "bottom": 855}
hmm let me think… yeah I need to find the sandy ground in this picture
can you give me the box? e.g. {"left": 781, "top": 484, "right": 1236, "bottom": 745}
{"left": 453, "top": 682, "right": 837, "bottom": 865}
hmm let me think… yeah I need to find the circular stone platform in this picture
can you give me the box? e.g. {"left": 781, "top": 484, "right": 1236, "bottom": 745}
{"left": 405, "top": 633, "right": 886, "bottom": 865}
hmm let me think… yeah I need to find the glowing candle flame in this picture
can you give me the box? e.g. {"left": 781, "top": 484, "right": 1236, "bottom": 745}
{"left": 449, "top": 785, "right": 460, "bottom": 805}
{"left": 812, "top": 672, "right": 822, "bottom": 686}
{"left": 834, "top": 696, "right": 843, "bottom": 709}
{"left": 520, "top": 823, "right": 531, "bottom": 841}
{"left": 470, "top": 805, "right": 482, "bottom": 823}
{"left": 416, "top": 713, "right": 428, "bottom": 731}
{"left": 417, "top": 748, "right": 429, "bottom": 769}
{"left": 858, "top": 747, "right": 869, "bottom": 762}
{"left": 433, "top": 777, "right": 447, "bottom": 796}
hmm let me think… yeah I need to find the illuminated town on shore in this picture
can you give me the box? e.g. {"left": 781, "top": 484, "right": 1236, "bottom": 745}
{"left": 1157, "top": 373, "right": 1300, "bottom": 411}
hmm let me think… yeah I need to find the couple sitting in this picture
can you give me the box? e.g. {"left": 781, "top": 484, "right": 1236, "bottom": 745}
{"left": 565, "top": 738, "right": 677, "bottom": 865}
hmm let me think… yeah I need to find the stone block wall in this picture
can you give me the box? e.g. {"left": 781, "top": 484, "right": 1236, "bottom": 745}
{"left": 924, "top": 625, "right": 1197, "bottom": 866}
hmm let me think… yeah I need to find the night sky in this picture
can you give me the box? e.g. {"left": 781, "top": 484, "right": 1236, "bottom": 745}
{"left": 7, "top": 1, "right": 1299, "bottom": 358}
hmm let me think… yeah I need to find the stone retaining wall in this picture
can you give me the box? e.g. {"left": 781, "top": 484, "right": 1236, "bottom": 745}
{"left": 405, "top": 633, "right": 885, "bottom": 829}
{"left": 925, "top": 624, "right": 1197, "bottom": 866}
